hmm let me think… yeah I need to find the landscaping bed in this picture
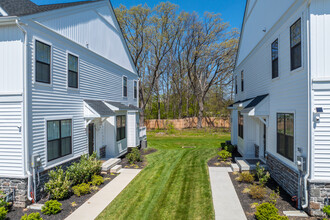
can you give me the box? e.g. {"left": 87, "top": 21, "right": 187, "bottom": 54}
{"left": 119, "top": 148, "right": 157, "bottom": 169}
{"left": 229, "top": 172, "right": 319, "bottom": 220}
{"left": 6, "top": 172, "right": 119, "bottom": 220}
{"left": 208, "top": 142, "right": 241, "bottom": 167}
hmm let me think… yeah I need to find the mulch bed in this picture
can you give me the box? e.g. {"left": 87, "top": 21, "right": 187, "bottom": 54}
{"left": 119, "top": 148, "right": 157, "bottom": 169}
{"left": 208, "top": 148, "right": 241, "bottom": 167}
{"left": 6, "top": 173, "right": 119, "bottom": 220}
{"left": 229, "top": 172, "right": 319, "bottom": 220}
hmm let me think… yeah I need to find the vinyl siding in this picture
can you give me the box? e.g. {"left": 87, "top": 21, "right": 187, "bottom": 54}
{"left": 25, "top": 15, "right": 138, "bottom": 168}
{"left": 0, "top": 100, "right": 24, "bottom": 177}
{"left": 234, "top": 3, "right": 308, "bottom": 169}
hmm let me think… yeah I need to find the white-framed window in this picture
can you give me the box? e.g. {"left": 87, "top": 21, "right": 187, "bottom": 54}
{"left": 241, "top": 70, "right": 244, "bottom": 92}
{"left": 290, "top": 18, "right": 301, "bottom": 71}
{"left": 134, "top": 81, "right": 138, "bottom": 99}
{"left": 116, "top": 115, "right": 126, "bottom": 141}
{"left": 68, "top": 54, "right": 79, "bottom": 89}
{"left": 271, "top": 39, "right": 279, "bottom": 79}
{"left": 36, "top": 40, "right": 51, "bottom": 84}
{"left": 235, "top": 75, "right": 237, "bottom": 94}
{"left": 47, "top": 119, "right": 72, "bottom": 162}
{"left": 123, "top": 76, "right": 128, "bottom": 97}
{"left": 277, "top": 113, "right": 294, "bottom": 161}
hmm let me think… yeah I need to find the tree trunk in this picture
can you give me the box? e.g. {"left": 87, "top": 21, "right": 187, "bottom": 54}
{"left": 197, "top": 97, "right": 204, "bottom": 129}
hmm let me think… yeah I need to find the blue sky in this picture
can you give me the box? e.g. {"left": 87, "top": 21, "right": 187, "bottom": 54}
{"left": 31, "top": 0, "right": 246, "bottom": 29}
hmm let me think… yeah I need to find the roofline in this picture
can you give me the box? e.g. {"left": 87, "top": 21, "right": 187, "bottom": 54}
{"left": 234, "top": 0, "right": 248, "bottom": 71}
{"left": 0, "top": 16, "right": 18, "bottom": 25}
{"left": 107, "top": 0, "right": 139, "bottom": 77}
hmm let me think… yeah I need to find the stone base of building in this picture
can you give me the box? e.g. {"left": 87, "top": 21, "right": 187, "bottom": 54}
{"left": 0, "top": 156, "right": 81, "bottom": 207}
{"left": 266, "top": 153, "right": 299, "bottom": 197}
{"left": 308, "top": 182, "right": 330, "bottom": 217}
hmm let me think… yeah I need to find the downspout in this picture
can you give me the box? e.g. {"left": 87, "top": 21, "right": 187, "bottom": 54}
{"left": 302, "top": 0, "right": 312, "bottom": 209}
{"left": 16, "top": 19, "right": 33, "bottom": 202}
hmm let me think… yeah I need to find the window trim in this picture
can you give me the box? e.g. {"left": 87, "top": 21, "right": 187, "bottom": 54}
{"left": 271, "top": 38, "right": 279, "bottom": 79}
{"left": 290, "top": 18, "right": 302, "bottom": 72}
{"left": 34, "top": 39, "right": 52, "bottom": 86}
{"left": 276, "top": 112, "right": 295, "bottom": 162}
{"left": 46, "top": 118, "right": 73, "bottom": 162}
{"left": 133, "top": 80, "right": 138, "bottom": 99}
{"left": 44, "top": 116, "right": 74, "bottom": 167}
{"left": 116, "top": 115, "right": 126, "bottom": 142}
{"left": 123, "top": 76, "right": 128, "bottom": 98}
{"left": 66, "top": 52, "right": 80, "bottom": 90}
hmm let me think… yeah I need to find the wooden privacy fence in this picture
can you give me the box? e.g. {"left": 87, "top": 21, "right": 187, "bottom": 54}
{"left": 145, "top": 117, "right": 230, "bottom": 130}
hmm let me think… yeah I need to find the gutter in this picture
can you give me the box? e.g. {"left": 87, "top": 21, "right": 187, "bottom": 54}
{"left": 15, "top": 19, "right": 33, "bottom": 202}
{"left": 302, "top": 0, "right": 312, "bottom": 209}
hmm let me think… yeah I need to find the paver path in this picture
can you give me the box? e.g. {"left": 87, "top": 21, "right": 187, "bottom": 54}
{"left": 209, "top": 167, "right": 247, "bottom": 220}
{"left": 65, "top": 169, "right": 141, "bottom": 220}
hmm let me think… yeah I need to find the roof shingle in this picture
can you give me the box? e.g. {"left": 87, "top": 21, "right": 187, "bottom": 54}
{"left": 0, "top": 0, "right": 102, "bottom": 17}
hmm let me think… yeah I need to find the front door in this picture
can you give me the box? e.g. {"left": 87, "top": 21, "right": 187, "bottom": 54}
{"left": 263, "top": 123, "right": 266, "bottom": 158}
{"left": 88, "top": 123, "right": 95, "bottom": 156}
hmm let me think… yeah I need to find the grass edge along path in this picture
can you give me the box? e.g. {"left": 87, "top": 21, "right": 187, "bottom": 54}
{"left": 97, "top": 129, "right": 230, "bottom": 220}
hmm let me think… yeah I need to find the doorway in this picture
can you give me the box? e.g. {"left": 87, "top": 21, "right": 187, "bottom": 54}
{"left": 88, "top": 123, "right": 95, "bottom": 156}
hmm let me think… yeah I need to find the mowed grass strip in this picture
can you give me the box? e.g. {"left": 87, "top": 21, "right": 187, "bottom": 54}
{"left": 97, "top": 129, "right": 230, "bottom": 220}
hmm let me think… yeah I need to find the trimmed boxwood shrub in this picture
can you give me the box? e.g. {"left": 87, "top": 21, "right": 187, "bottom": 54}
{"left": 255, "top": 202, "right": 288, "bottom": 220}
{"left": 218, "top": 150, "right": 232, "bottom": 161}
{"left": 91, "top": 175, "right": 104, "bottom": 186}
{"left": 72, "top": 183, "right": 91, "bottom": 197}
{"left": 41, "top": 200, "right": 62, "bottom": 215}
{"left": 21, "top": 212, "right": 43, "bottom": 220}
{"left": 126, "top": 148, "right": 142, "bottom": 164}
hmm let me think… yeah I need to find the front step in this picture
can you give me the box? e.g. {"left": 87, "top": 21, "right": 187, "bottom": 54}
{"left": 101, "top": 158, "right": 121, "bottom": 172}
{"left": 236, "top": 158, "right": 251, "bottom": 171}
{"left": 235, "top": 157, "right": 267, "bottom": 172}
{"left": 231, "top": 163, "right": 239, "bottom": 172}
{"left": 110, "top": 165, "right": 122, "bottom": 173}
{"left": 27, "top": 203, "right": 43, "bottom": 210}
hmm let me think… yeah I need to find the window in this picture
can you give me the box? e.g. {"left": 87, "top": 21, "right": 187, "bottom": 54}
{"left": 47, "top": 119, "right": 72, "bottom": 162}
{"left": 238, "top": 112, "right": 243, "bottom": 139}
{"left": 36, "top": 41, "right": 51, "bottom": 84}
{"left": 235, "top": 75, "right": 237, "bottom": 94}
{"left": 68, "top": 54, "right": 78, "bottom": 88}
{"left": 271, "top": 39, "right": 279, "bottom": 78}
{"left": 134, "top": 81, "right": 138, "bottom": 99}
{"left": 290, "top": 18, "right": 301, "bottom": 71}
{"left": 241, "top": 71, "right": 244, "bottom": 92}
{"left": 123, "top": 77, "right": 127, "bottom": 97}
{"left": 116, "top": 115, "right": 126, "bottom": 141}
{"left": 277, "top": 113, "right": 294, "bottom": 161}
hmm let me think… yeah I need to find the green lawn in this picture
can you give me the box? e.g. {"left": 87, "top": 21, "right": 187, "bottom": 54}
{"left": 97, "top": 129, "right": 230, "bottom": 220}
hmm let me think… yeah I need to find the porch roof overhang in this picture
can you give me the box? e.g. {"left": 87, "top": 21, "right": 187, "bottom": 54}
{"left": 105, "top": 101, "right": 139, "bottom": 112}
{"left": 84, "top": 100, "right": 115, "bottom": 119}
{"left": 228, "top": 98, "right": 254, "bottom": 110}
{"left": 241, "top": 94, "right": 269, "bottom": 117}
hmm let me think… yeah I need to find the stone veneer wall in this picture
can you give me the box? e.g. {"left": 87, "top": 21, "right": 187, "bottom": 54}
{"left": 266, "top": 154, "right": 299, "bottom": 197}
{"left": 0, "top": 156, "right": 81, "bottom": 207}
{"left": 308, "top": 182, "right": 330, "bottom": 217}
{"left": 0, "top": 178, "right": 28, "bottom": 207}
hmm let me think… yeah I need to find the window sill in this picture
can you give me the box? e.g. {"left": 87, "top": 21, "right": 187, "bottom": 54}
{"left": 290, "top": 66, "right": 303, "bottom": 75}
{"left": 34, "top": 81, "right": 52, "bottom": 87}
{"left": 271, "top": 76, "right": 280, "bottom": 82}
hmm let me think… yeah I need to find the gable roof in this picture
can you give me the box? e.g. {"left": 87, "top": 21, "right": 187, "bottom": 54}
{"left": 0, "top": 0, "right": 102, "bottom": 17}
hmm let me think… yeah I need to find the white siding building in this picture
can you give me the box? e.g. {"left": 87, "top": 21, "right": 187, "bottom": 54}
{"left": 230, "top": 0, "right": 330, "bottom": 216}
{"left": 0, "top": 0, "right": 146, "bottom": 207}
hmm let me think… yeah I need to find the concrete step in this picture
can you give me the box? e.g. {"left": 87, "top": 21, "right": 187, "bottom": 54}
{"left": 283, "top": 211, "right": 308, "bottom": 217}
{"left": 110, "top": 165, "right": 122, "bottom": 173}
{"left": 101, "top": 158, "right": 121, "bottom": 172}
{"left": 27, "top": 203, "right": 43, "bottom": 210}
{"left": 236, "top": 159, "right": 251, "bottom": 171}
{"left": 230, "top": 163, "right": 239, "bottom": 172}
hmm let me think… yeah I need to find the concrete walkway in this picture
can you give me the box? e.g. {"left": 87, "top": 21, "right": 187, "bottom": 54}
{"left": 66, "top": 169, "right": 141, "bottom": 220}
{"left": 209, "top": 167, "right": 247, "bottom": 220}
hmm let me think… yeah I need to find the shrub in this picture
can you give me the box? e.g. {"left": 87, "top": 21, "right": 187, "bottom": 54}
{"left": 249, "top": 184, "right": 267, "bottom": 200}
{"left": 255, "top": 202, "right": 288, "bottom": 220}
{"left": 0, "top": 207, "right": 7, "bottom": 220}
{"left": 224, "top": 145, "right": 235, "bottom": 153}
{"left": 67, "top": 153, "right": 102, "bottom": 185}
{"left": 0, "top": 191, "right": 9, "bottom": 208}
{"left": 21, "top": 212, "right": 43, "bottom": 220}
{"left": 72, "top": 183, "right": 90, "bottom": 197}
{"left": 45, "top": 167, "right": 72, "bottom": 200}
{"left": 126, "top": 148, "right": 142, "bottom": 164}
{"left": 91, "top": 175, "right": 104, "bottom": 186}
{"left": 269, "top": 187, "right": 280, "bottom": 205}
{"left": 256, "top": 162, "right": 270, "bottom": 186}
{"left": 323, "top": 205, "right": 330, "bottom": 217}
{"left": 166, "top": 123, "right": 175, "bottom": 134}
{"left": 236, "top": 172, "right": 255, "bottom": 183}
{"left": 217, "top": 150, "right": 232, "bottom": 162}
{"left": 41, "top": 200, "right": 62, "bottom": 215}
